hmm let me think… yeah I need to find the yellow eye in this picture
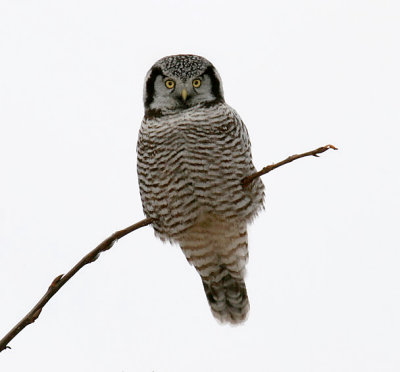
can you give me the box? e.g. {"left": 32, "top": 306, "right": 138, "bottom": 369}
{"left": 192, "top": 79, "right": 201, "bottom": 88}
{"left": 165, "top": 80, "right": 175, "bottom": 89}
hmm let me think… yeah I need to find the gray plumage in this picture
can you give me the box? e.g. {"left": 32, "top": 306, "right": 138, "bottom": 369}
{"left": 137, "top": 55, "right": 264, "bottom": 324}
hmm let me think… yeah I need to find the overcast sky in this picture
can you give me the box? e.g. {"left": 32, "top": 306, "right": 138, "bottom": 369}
{"left": 1, "top": 1, "right": 399, "bottom": 371}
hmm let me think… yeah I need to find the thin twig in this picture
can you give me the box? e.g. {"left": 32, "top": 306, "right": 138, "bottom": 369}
{"left": 0, "top": 144, "right": 337, "bottom": 353}
{"left": 0, "top": 217, "right": 153, "bottom": 353}
{"left": 242, "top": 144, "right": 338, "bottom": 187}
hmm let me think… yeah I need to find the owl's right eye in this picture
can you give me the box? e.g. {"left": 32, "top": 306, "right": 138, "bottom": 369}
{"left": 165, "top": 80, "right": 175, "bottom": 89}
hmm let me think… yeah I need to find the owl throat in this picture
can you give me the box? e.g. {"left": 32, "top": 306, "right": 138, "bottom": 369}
{"left": 144, "top": 98, "right": 224, "bottom": 120}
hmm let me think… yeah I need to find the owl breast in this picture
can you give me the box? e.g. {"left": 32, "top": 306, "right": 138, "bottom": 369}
{"left": 137, "top": 103, "right": 264, "bottom": 241}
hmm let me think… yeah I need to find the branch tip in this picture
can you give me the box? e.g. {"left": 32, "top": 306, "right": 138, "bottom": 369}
{"left": 326, "top": 144, "right": 338, "bottom": 150}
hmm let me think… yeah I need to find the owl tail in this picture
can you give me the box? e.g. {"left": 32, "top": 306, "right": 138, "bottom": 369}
{"left": 180, "top": 218, "right": 250, "bottom": 324}
{"left": 201, "top": 266, "right": 249, "bottom": 324}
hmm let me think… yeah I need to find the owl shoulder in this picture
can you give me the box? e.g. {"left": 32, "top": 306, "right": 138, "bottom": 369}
{"left": 220, "top": 104, "right": 252, "bottom": 149}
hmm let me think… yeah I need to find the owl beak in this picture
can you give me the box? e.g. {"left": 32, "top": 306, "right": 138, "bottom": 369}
{"left": 181, "top": 88, "right": 188, "bottom": 101}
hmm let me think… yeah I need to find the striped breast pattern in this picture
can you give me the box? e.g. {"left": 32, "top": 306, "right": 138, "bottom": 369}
{"left": 137, "top": 102, "right": 264, "bottom": 240}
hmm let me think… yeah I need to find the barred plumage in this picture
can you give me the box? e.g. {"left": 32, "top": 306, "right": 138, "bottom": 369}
{"left": 137, "top": 55, "right": 264, "bottom": 324}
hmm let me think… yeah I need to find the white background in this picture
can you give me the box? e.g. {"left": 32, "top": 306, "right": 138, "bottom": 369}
{"left": 1, "top": 1, "right": 399, "bottom": 371}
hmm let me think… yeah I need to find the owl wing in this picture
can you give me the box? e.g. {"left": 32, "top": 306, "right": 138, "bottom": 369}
{"left": 137, "top": 119, "right": 197, "bottom": 240}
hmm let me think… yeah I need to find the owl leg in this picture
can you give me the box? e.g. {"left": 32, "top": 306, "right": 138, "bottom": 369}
{"left": 180, "top": 219, "right": 250, "bottom": 324}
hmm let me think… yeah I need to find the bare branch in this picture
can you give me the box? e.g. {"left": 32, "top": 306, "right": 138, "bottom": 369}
{"left": 242, "top": 144, "right": 338, "bottom": 187}
{"left": 0, "top": 144, "right": 337, "bottom": 353}
{"left": 0, "top": 217, "right": 153, "bottom": 353}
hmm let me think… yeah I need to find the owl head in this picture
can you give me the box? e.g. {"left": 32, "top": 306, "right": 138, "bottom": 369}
{"left": 143, "top": 55, "right": 225, "bottom": 116}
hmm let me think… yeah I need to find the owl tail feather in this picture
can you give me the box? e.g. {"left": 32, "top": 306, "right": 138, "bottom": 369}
{"left": 202, "top": 266, "right": 249, "bottom": 324}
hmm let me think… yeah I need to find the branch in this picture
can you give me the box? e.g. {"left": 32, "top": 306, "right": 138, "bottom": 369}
{"left": 0, "top": 144, "right": 337, "bottom": 353}
{"left": 242, "top": 144, "right": 338, "bottom": 187}
{"left": 0, "top": 217, "right": 153, "bottom": 353}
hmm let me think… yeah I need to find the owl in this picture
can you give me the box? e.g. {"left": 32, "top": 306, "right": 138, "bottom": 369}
{"left": 137, "top": 55, "right": 264, "bottom": 324}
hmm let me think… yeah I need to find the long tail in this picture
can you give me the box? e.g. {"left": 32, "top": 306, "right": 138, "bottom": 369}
{"left": 179, "top": 216, "right": 249, "bottom": 324}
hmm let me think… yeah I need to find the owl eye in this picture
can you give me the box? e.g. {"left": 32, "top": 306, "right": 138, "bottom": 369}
{"left": 192, "top": 79, "right": 201, "bottom": 88}
{"left": 165, "top": 80, "right": 175, "bottom": 89}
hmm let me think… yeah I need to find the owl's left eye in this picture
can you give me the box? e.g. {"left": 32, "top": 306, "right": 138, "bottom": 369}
{"left": 165, "top": 80, "right": 175, "bottom": 89}
{"left": 192, "top": 79, "right": 201, "bottom": 88}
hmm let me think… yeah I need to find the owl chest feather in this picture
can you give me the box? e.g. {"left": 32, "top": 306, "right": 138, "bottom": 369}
{"left": 137, "top": 104, "right": 264, "bottom": 237}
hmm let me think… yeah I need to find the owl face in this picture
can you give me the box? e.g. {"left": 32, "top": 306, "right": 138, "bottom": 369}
{"left": 143, "top": 55, "right": 225, "bottom": 115}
